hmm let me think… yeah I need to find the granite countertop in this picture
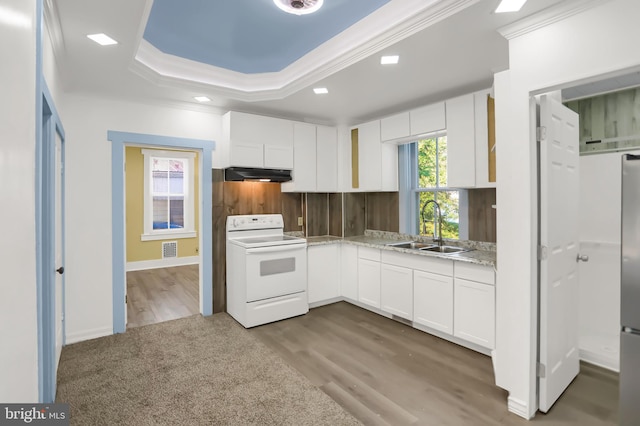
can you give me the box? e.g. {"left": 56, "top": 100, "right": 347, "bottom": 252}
{"left": 304, "top": 231, "right": 496, "bottom": 268}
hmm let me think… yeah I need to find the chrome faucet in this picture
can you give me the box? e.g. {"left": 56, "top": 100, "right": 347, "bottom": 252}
{"left": 420, "top": 199, "right": 443, "bottom": 247}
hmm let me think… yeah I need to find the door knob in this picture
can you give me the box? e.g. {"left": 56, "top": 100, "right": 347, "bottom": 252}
{"left": 577, "top": 254, "right": 589, "bottom": 262}
{"left": 56, "top": 266, "right": 64, "bottom": 274}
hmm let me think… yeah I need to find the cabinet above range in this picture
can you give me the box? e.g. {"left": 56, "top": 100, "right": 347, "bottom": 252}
{"left": 220, "top": 111, "right": 294, "bottom": 170}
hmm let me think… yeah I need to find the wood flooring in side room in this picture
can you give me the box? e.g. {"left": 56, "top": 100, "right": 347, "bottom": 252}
{"left": 251, "top": 302, "right": 619, "bottom": 426}
{"left": 126, "top": 264, "right": 199, "bottom": 329}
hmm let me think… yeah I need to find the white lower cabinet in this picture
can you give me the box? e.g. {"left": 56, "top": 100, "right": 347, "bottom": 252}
{"left": 340, "top": 244, "right": 358, "bottom": 301}
{"left": 307, "top": 245, "right": 340, "bottom": 304}
{"left": 380, "top": 263, "right": 413, "bottom": 320}
{"left": 413, "top": 270, "right": 454, "bottom": 334}
{"left": 453, "top": 278, "right": 495, "bottom": 348}
{"left": 358, "top": 247, "right": 381, "bottom": 308}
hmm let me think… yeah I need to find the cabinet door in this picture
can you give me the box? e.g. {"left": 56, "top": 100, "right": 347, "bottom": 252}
{"left": 340, "top": 244, "right": 358, "bottom": 301}
{"left": 316, "top": 125, "right": 338, "bottom": 192}
{"left": 307, "top": 245, "right": 340, "bottom": 304}
{"left": 410, "top": 102, "right": 446, "bottom": 135}
{"left": 357, "top": 120, "right": 382, "bottom": 191}
{"left": 454, "top": 278, "right": 495, "bottom": 348}
{"left": 381, "top": 142, "right": 398, "bottom": 191}
{"left": 264, "top": 145, "right": 293, "bottom": 169}
{"left": 229, "top": 142, "right": 264, "bottom": 168}
{"left": 381, "top": 263, "right": 413, "bottom": 320}
{"left": 381, "top": 112, "right": 410, "bottom": 142}
{"left": 358, "top": 258, "right": 381, "bottom": 308}
{"left": 413, "top": 270, "right": 453, "bottom": 334}
{"left": 282, "top": 123, "right": 316, "bottom": 192}
{"left": 446, "top": 94, "right": 476, "bottom": 188}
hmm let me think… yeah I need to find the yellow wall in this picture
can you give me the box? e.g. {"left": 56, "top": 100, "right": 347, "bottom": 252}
{"left": 125, "top": 147, "right": 200, "bottom": 262}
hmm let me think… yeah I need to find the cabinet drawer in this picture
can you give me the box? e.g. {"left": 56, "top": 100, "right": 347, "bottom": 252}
{"left": 454, "top": 262, "right": 495, "bottom": 285}
{"left": 358, "top": 246, "right": 381, "bottom": 261}
{"left": 381, "top": 251, "right": 453, "bottom": 276}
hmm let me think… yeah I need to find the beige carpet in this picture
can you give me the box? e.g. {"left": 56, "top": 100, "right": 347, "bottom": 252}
{"left": 56, "top": 313, "right": 362, "bottom": 425}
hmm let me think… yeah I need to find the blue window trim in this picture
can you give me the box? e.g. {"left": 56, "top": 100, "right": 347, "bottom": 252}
{"left": 107, "top": 131, "right": 215, "bottom": 334}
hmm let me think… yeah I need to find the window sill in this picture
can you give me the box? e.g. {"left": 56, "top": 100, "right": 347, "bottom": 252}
{"left": 141, "top": 231, "right": 196, "bottom": 241}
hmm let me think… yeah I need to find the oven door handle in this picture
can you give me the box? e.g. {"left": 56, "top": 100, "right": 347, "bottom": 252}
{"left": 245, "top": 244, "right": 306, "bottom": 254}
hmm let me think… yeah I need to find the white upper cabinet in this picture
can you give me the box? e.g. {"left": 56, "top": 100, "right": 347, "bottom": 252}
{"left": 282, "top": 123, "right": 338, "bottom": 193}
{"left": 381, "top": 112, "right": 410, "bottom": 142}
{"left": 316, "top": 125, "right": 338, "bottom": 192}
{"left": 221, "top": 111, "right": 294, "bottom": 169}
{"left": 445, "top": 89, "right": 494, "bottom": 189}
{"left": 410, "top": 102, "right": 446, "bottom": 136}
{"left": 282, "top": 122, "right": 316, "bottom": 192}
{"left": 446, "top": 93, "right": 476, "bottom": 188}
{"left": 380, "top": 103, "right": 446, "bottom": 144}
{"left": 351, "top": 120, "right": 398, "bottom": 192}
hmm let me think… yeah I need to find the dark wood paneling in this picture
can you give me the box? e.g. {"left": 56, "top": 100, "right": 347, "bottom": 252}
{"left": 282, "top": 192, "right": 304, "bottom": 233}
{"left": 328, "top": 193, "right": 343, "bottom": 237}
{"left": 468, "top": 188, "right": 496, "bottom": 243}
{"left": 366, "top": 192, "right": 399, "bottom": 232}
{"left": 307, "top": 193, "right": 329, "bottom": 236}
{"left": 212, "top": 169, "right": 226, "bottom": 314}
{"left": 343, "top": 193, "right": 366, "bottom": 237}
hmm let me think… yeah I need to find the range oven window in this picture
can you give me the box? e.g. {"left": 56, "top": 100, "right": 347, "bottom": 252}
{"left": 260, "top": 258, "right": 296, "bottom": 276}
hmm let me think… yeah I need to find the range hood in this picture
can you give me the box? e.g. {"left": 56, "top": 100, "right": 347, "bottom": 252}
{"left": 224, "top": 167, "right": 292, "bottom": 182}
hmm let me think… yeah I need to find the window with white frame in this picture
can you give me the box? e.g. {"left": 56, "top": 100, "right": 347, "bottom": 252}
{"left": 141, "top": 149, "right": 196, "bottom": 241}
{"left": 399, "top": 134, "right": 466, "bottom": 240}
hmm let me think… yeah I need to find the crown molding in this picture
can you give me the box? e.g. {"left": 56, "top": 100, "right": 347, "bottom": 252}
{"left": 498, "top": 0, "right": 612, "bottom": 41}
{"left": 131, "top": 0, "right": 481, "bottom": 102}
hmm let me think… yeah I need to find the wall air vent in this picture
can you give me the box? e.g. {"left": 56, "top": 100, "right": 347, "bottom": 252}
{"left": 162, "top": 241, "right": 178, "bottom": 259}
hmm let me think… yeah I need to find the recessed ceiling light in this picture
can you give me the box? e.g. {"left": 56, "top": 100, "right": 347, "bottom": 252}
{"left": 274, "top": 0, "right": 324, "bottom": 15}
{"left": 381, "top": 55, "right": 399, "bottom": 65}
{"left": 313, "top": 87, "right": 328, "bottom": 95}
{"left": 86, "top": 33, "right": 118, "bottom": 46}
{"left": 495, "top": 0, "right": 528, "bottom": 13}
{"left": 194, "top": 96, "right": 211, "bottom": 102}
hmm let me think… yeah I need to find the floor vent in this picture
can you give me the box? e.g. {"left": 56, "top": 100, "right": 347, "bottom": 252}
{"left": 162, "top": 241, "right": 178, "bottom": 259}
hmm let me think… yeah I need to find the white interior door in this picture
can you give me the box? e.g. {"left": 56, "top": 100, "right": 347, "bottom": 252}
{"left": 538, "top": 94, "right": 580, "bottom": 412}
{"left": 54, "top": 131, "right": 64, "bottom": 369}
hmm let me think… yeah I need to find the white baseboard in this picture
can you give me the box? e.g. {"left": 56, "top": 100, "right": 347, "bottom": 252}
{"left": 309, "top": 297, "right": 343, "bottom": 309}
{"left": 126, "top": 256, "right": 199, "bottom": 272}
{"left": 66, "top": 326, "right": 112, "bottom": 345}
{"left": 508, "top": 396, "right": 532, "bottom": 419}
{"left": 580, "top": 348, "right": 620, "bottom": 372}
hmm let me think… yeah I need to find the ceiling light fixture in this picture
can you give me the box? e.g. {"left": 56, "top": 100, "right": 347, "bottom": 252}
{"left": 495, "top": 0, "right": 528, "bottom": 13}
{"left": 381, "top": 55, "right": 399, "bottom": 65}
{"left": 273, "top": 0, "right": 324, "bottom": 16}
{"left": 86, "top": 33, "right": 118, "bottom": 46}
{"left": 313, "top": 87, "right": 328, "bottom": 94}
{"left": 194, "top": 96, "right": 211, "bottom": 102}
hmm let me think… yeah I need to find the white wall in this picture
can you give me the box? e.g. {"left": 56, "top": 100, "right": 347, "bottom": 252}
{"left": 0, "top": 0, "right": 39, "bottom": 402}
{"left": 495, "top": 0, "right": 640, "bottom": 418}
{"left": 61, "top": 94, "right": 222, "bottom": 343}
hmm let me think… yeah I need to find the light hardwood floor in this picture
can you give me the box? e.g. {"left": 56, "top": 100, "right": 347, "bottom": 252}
{"left": 126, "top": 265, "right": 199, "bottom": 329}
{"left": 252, "top": 302, "right": 619, "bottom": 425}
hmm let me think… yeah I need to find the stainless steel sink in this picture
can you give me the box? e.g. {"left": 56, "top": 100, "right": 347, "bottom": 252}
{"left": 420, "top": 245, "right": 471, "bottom": 254}
{"left": 385, "top": 241, "right": 432, "bottom": 249}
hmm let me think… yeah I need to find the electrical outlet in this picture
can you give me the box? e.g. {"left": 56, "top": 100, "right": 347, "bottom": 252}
{"left": 298, "top": 216, "right": 303, "bottom": 226}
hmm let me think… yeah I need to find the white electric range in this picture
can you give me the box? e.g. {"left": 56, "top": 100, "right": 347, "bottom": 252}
{"left": 226, "top": 214, "right": 308, "bottom": 328}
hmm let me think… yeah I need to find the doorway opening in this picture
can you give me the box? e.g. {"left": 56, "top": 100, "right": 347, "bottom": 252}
{"left": 124, "top": 146, "right": 201, "bottom": 329}
{"left": 107, "top": 131, "right": 214, "bottom": 334}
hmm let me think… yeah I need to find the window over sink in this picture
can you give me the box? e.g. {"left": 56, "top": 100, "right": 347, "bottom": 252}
{"left": 399, "top": 133, "right": 466, "bottom": 239}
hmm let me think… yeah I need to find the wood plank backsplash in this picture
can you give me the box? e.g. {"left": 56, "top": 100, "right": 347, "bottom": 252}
{"left": 468, "top": 188, "right": 496, "bottom": 243}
